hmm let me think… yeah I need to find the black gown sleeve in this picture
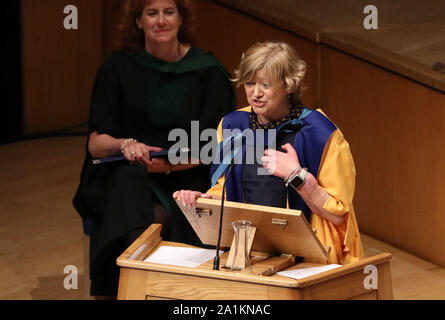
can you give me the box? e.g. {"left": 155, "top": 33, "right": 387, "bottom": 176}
{"left": 73, "top": 55, "right": 123, "bottom": 222}
{"left": 88, "top": 56, "right": 121, "bottom": 138}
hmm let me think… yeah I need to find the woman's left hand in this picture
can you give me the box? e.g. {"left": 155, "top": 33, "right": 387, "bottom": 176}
{"left": 262, "top": 143, "right": 345, "bottom": 226}
{"left": 261, "top": 143, "right": 301, "bottom": 179}
{"left": 143, "top": 146, "right": 172, "bottom": 174}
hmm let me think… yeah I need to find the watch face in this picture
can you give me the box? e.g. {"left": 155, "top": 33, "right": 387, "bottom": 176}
{"left": 290, "top": 176, "right": 304, "bottom": 189}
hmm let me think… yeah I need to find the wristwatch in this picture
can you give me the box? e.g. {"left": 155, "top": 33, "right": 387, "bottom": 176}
{"left": 289, "top": 167, "right": 308, "bottom": 190}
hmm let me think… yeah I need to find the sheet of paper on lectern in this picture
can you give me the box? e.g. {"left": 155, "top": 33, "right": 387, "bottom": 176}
{"left": 144, "top": 246, "right": 221, "bottom": 268}
{"left": 277, "top": 264, "right": 342, "bottom": 280}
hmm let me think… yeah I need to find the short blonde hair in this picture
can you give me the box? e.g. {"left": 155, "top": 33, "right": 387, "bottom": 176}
{"left": 233, "top": 41, "right": 306, "bottom": 103}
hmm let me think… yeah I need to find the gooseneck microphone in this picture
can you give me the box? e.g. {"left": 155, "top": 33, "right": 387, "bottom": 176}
{"left": 213, "top": 163, "right": 234, "bottom": 270}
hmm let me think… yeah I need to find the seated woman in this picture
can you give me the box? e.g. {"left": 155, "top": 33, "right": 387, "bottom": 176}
{"left": 73, "top": 0, "right": 235, "bottom": 297}
{"left": 174, "top": 41, "right": 364, "bottom": 265}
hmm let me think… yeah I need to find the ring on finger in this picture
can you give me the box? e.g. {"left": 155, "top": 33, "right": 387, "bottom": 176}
{"left": 130, "top": 151, "right": 136, "bottom": 157}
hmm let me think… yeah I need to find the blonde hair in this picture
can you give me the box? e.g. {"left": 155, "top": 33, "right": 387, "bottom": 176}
{"left": 233, "top": 41, "right": 306, "bottom": 103}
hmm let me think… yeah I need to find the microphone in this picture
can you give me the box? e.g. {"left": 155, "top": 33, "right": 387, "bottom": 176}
{"left": 213, "top": 163, "right": 235, "bottom": 270}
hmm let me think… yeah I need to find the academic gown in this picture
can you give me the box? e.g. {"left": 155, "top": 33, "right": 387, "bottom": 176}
{"left": 208, "top": 106, "right": 364, "bottom": 265}
{"left": 73, "top": 47, "right": 235, "bottom": 295}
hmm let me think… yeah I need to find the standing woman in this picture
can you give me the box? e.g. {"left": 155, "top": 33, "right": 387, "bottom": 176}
{"left": 175, "top": 42, "right": 364, "bottom": 265}
{"left": 73, "top": 0, "right": 235, "bottom": 297}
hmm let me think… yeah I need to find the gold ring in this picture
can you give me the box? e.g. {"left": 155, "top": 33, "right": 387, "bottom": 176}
{"left": 130, "top": 152, "right": 136, "bottom": 157}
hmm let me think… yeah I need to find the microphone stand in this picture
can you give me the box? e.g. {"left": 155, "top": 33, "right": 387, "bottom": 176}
{"left": 213, "top": 163, "right": 234, "bottom": 270}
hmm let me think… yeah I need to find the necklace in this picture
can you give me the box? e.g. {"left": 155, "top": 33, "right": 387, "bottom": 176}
{"left": 250, "top": 103, "right": 304, "bottom": 130}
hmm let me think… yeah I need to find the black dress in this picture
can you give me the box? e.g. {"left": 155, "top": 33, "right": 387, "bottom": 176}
{"left": 73, "top": 47, "right": 235, "bottom": 296}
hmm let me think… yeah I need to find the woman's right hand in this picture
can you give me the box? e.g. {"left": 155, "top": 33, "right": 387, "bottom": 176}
{"left": 172, "top": 190, "right": 213, "bottom": 208}
{"left": 121, "top": 140, "right": 152, "bottom": 165}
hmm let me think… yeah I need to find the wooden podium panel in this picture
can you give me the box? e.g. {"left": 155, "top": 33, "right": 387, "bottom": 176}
{"left": 117, "top": 224, "right": 393, "bottom": 300}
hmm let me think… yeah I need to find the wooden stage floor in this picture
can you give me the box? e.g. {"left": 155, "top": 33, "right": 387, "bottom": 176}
{"left": 0, "top": 136, "right": 444, "bottom": 300}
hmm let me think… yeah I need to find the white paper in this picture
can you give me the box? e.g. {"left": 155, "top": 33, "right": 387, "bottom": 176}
{"left": 144, "top": 246, "right": 220, "bottom": 268}
{"left": 277, "top": 264, "right": 342, "bottom": 280}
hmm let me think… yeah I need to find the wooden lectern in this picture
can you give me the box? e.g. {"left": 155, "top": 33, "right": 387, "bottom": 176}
{"left": 117, "top": 199, "right": 393, "bottom": 300}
